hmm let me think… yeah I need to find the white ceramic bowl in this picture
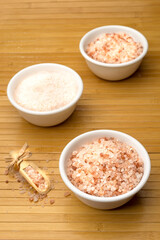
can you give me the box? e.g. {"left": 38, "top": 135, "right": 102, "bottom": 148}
{"left": 59, "top": 130, "right": 151, "bottom": 209}
{"left": 79, "top": 25, "right": 148, "bottom": 81}
{"left": 7, "top": 63, "right": 83, "bottom": 127}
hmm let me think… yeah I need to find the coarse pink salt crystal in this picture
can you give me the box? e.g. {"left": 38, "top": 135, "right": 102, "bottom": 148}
{"left": 67, "top": 137, "right": 144, "bottom": 197}
{"left": 14, "top": 71, "right": 78, "bottom": 112}
{"left": 24, "top": 165, "right": 48, "bottom": 191}
{"left": 50, "top": 199, "right": 55, "bottom": 205}
{"left": 64, "top": 191, "right": 71, "bottom": 197}
{"left": 86, "top": 32, "right": 143, "bottom": 64}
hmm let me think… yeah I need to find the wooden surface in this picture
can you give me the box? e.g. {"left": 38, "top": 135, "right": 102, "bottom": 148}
{"left": 0, "top": 0, "right": 160, "bottom": 239}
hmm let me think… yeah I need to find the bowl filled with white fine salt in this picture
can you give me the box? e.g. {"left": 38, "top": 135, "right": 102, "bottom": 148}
{"left": 7, "top": 63, "right": 83, "bottom": 127}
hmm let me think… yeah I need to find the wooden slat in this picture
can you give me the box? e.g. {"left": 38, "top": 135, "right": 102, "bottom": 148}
{"left": 0, "top": 231, "right": 159, "bottom": 240}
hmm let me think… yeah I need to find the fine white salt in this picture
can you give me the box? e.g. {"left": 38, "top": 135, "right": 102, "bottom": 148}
{"left": 14, "top": 71, "right": 78, "bottom": 112}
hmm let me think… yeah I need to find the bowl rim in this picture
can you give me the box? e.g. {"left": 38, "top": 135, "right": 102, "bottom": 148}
{"left": 7, "top": 63, "right": 83, "bottom": 116}
{"left": 79, "top": 25, "right": 148, "bottom": 68}
{"left": 59, "top": 129, "right": 151, "bottom": 203}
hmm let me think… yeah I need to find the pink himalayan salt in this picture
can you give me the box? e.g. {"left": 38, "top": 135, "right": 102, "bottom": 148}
{"left": 50, "top": 199, "right": 55, "bottom": 205}
{"left": 86, "top": 32, "right": 143, "bottom": 64}
{"left": 67, "top": 137, "right": 144, "bottom": 197}
{"left": 14, "top": 71, "right": 78, "bottom": 112}
{"left": 24, "top": 165, "right": 48, "bottom": 191}
{"left": 64, "top": 191, "right": 71, "bottom": 197}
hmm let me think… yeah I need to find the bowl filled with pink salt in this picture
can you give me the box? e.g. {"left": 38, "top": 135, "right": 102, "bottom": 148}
{"left": 79, "top": 25, "right": 148, "bottom": 81}
{"left": 59, "top": 130, "right": 151, "bottom": 209}
{"left": 7, "top": 63, "right": 83, "bottom": 127}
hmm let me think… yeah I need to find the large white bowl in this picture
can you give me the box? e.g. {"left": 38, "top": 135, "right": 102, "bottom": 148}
{"left": 7, "top": 63, "right": 83, "bottom": 127}
{"left": 79, "top": 25, "right": 148, "bottom": 81}
{"left": 59, "top": 130, "right": 151, "bottom": 209}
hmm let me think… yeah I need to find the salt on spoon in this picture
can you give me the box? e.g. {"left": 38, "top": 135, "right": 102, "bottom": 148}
{"left": 7, "top": 143, "right": 50, "bottom": 194}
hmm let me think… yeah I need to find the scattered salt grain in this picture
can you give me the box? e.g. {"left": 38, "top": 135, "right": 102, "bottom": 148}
{"left": 64, "top": 192, "right": 71, "bottom": 197}
{"left": 33, "top": 194, "right": 39, "bottom": 203}
{"left": 19, "top": 189, "right": 26, "bottom": 194}
{"left": 29, "top": 197, "right": 34, "bottom": 202}
{"left": 50, "top": 199, "right": 55, "bottom": 205}
{"left": 4, "top": 169, "right": 9, "bottom": 175}
{"left": 42, "top": 167, "right": 48, "bottom": 171}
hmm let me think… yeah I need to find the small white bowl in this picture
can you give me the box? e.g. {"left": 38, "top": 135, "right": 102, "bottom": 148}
{"left": 59, "top": 130, "right": 151, "bottom": 209}
{"left": 79, "top": 25, "right": 148, "bottom": 81}
{"left": 7, "top": 63, "right": 83, "bottom": 127}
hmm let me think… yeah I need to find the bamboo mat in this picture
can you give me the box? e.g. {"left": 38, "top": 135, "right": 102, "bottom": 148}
{"left": 0, "top": 0, "right": 160, "bottom": 239}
